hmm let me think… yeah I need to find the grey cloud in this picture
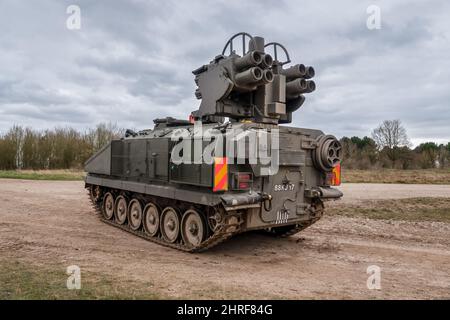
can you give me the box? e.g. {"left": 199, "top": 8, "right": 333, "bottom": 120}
{"left": 77, "top": 53, "right": 191, "bottom": 104}
{"left": 0, "top": 80, "right": 73, "bottom": 106}
{"left": 0, "top": 0, "right": 449, "bottom": 146}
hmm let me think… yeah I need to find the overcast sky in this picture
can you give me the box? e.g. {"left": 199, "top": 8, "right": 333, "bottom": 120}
{"left": 0, "top": 0, "right": 449, "bottom": 146}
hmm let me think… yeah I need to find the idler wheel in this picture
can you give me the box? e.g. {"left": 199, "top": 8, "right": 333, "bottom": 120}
{"left": 90, "top": 185, "right": 101, "bottom": 204}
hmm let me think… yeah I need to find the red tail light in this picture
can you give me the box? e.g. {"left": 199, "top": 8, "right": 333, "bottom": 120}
{"left": 233, "top": 172, "right": 253, "bottom": 190}
{"left": 330, "top": 163, "right": 341, "bottom": 186}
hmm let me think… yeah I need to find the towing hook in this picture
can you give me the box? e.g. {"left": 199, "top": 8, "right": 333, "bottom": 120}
{"left": 262, "top": 193, "right": 273, "bottom": 212}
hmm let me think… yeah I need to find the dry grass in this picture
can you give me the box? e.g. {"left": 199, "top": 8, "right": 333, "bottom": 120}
{"left": 1, "top": 168, "right": 450, "bottom": 185}
{"left": 0, "top": 258, "right": 255, "bottom": 300}
{"left": 0, "top": 170, "right": 84, "bottom": 181}
{"left": 0, "top": 259, "right": 162, "bottom": 300}
{"left": 342, "top": 169, "right": 450, "bottom": 184}
{"left": 328, "top": 197, "right": 450, "bottom": 223}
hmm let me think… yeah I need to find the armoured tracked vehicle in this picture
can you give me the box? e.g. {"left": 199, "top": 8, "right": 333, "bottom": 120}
{"left": 85, "top": 32, "right": 343, "bottom": 252}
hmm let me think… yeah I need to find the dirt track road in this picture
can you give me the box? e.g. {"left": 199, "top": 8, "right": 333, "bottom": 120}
{"left": 337, "top": 183, "right": 450, "bottom": 203}
{"left": 0, "top": 179, "right": 449, "bottom": 299}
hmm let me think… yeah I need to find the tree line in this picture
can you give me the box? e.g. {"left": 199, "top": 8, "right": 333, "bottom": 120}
{"left": 341, "top": 120, "right": 450, "bottom": 169}
{"left": 0, "top": 123, "right": 123, "bottom": 170}
{"left": 0, "top": 120, "right": 448, "bottom": 171}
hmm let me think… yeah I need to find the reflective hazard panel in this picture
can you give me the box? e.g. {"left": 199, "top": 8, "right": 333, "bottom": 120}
{"left": 331, "top": 163, "right": 341, "bottom": 186}
{"left": 213, "top": 157, "right": 228, "bottom": 192}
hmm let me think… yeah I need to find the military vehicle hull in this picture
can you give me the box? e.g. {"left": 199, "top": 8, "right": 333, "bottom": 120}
{"left": 85, "top": 32, "right": 343, "bottom": 251}
{"left": 85, "top": 122, "right": 342, "bottom": 252}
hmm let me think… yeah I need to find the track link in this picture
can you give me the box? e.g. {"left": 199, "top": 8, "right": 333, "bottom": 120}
{"left": 88, "top": 189, "right": 242, "bottom": 253}
{"left": 276, "top": 217, "right": 322, "bottom": 237}
{"left": 265, "top": 201, "right": 324, "bottom": 237}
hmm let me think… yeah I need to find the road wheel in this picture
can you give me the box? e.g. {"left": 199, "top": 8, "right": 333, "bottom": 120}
{"left": 102, "top": 192, "right": 115, "bottom": 220}
{"left": 143, "top": 202, "right": 160, "bottom": 237}
{"left": 128, "top": 199, "right": 143, "bottom": 230}
{"left": 90, "top": 185, "right": 101, "bottom": 204}
{"left": 181, "top": 209, "right": 206, "bottom": 247}
{"left": 160, "top": 207, "right": 180, "bottom": 243}
{"left": 114, "top": 195, "right": 128, "bottom": 225}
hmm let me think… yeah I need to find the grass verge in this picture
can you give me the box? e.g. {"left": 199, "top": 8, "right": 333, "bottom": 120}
{"left": 0, "top": 260, "right": 162, "bottom": 300}
{"left": 328, "top": 197, "right": 450, "bottom": 223}
{"left": 342, "top": 169, "right": 450, "bottom": 184}
{"left": 0, "top": 170, "right": 84, "bottom": 181}
{"left": 1, "top": 168, "right": 449, "bottom": 184}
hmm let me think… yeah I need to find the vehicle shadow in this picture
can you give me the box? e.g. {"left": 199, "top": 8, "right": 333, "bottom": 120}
{"left": 202, "top": 231, "right": 305, "bottom": 255}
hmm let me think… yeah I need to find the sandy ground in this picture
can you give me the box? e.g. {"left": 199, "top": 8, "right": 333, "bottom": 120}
{"left": 0, "top": 179, "right": 449, "bottom": 299}
{"left": 337, "top": 183, "right": 450, "bottom": 203}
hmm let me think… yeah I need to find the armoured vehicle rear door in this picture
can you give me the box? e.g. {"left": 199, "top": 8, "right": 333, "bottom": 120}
{"left": 256, "top": 131, "right": 307, "bottom": 224}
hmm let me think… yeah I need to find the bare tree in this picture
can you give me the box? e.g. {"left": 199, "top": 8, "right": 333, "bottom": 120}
{"left": 372, "top": 120, "right": 410, "bottom": 167}
{"left": 85, "top": 122, "right": 123, "bottom": 153}
{"left": 3, "top": 125, "right": 25, "bottom": 169}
